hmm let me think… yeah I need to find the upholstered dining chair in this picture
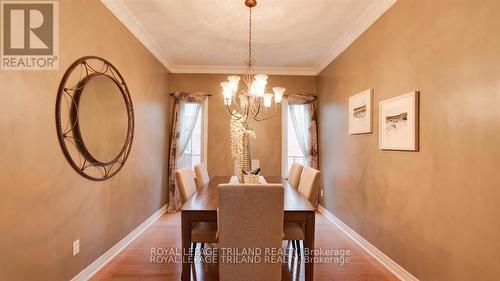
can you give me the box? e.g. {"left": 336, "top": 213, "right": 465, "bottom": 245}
{"left": 218, "top": 184, "right": 284, "bottom": 281}
{"left": 297, "top": 167, "right": 321, "bottom": 205}
{"left": 175, "top": 168, "right": 197, "bottom": 204}
{"left": 287, "top": 163, "right": 304, "bottom": 189}
{"left": 284, "top": 167, "right": 321, "bottom": 258}
{"left": 174, "top": 168, "right": 218, "bottom": 250}
{"left": 194, "top": 163, "right": 210, "bottom": 190}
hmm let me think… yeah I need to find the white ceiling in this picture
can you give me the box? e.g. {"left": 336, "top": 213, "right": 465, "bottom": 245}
{"left": 101, "top": 0, "right": 396, "bottom": 75}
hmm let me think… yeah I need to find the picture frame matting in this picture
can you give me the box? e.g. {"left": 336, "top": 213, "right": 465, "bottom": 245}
{"left": 379, "top": 91, "right": 419, "bottom": 151}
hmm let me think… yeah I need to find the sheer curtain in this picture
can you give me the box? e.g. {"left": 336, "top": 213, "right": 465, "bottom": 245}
{"left": 177, "top": 102, "right": 201, "bottom": 168}
{"left": 289, "top": 104, "right": 310, "bottom": 166}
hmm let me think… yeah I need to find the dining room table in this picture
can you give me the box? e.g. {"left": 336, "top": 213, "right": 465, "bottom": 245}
{"left": 181, "top": 176, "right": 316, "bottom": 281}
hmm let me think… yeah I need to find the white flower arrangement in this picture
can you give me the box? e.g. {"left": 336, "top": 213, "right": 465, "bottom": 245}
{"left": 229, "top": 112, "right": 255, "bottom": 173}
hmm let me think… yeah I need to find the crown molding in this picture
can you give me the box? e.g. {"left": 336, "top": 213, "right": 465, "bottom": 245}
{"left": 313, "top": 0, "right": 398, "bottom": 74}
{"left": 101, "top": 0, "right": 397, "bottom": 76}
{"left": 170, "top": 64, "right": 318, "bottom": 76}
{"left": 100, "top": 0, "right": 175, "bottom": 70}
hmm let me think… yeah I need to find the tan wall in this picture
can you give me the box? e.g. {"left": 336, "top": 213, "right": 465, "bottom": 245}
{"left": 0, "top": 1, "right": 171, "bottom": 280}
{"left": 170, "top": 74, "right": 316, "bottom": 177}
{"left": 317, "top": 0, "right": 500, "bottom": 280}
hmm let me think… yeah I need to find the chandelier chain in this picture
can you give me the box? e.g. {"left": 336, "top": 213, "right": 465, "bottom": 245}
{"left": 248, "top": 7, "right": 252, "bottom": 66}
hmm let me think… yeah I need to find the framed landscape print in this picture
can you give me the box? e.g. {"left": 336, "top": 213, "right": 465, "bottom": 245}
{"left": 379, "top": 91, "right": 419, "bottom": 151}
{"left": 348, "top": 89, "right": 373, "bottom": 134}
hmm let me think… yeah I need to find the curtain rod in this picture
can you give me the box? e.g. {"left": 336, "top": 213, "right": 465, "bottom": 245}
{"left": 169, "top": 92, "right": 212, "bottom": 97}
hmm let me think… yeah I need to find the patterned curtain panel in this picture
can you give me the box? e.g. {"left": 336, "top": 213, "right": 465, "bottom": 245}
{"left": 308, "top": 102, "right": 319, "bottom": 169}
{"left": 167, "top": 92, "right": 209, "bottom": 213}
{"left": 286, "top": 93, "right": 319, "bottom": 169}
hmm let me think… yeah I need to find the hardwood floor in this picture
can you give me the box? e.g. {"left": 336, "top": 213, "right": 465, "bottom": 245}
{"left": 92, "top": 212, "right": 398, "bottom": 281}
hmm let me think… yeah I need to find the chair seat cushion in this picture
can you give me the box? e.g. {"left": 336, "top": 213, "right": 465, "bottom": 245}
{"left": 283, "top": 222, "right": 305, "bottom": 240}
{"left": 192, "top": 222, "right": 218, "bottom": 243}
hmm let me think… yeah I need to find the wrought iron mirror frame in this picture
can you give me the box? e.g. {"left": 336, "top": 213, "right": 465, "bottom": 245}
{"left": 55, "top": 56, "right": 134, "bottom": 181}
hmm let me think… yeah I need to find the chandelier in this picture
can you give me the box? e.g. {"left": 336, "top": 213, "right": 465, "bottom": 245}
{"left": 220, "top": 0, "right": 286, "bottom": 122}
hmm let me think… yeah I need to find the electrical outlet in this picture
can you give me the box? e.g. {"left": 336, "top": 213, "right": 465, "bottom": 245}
{"left": 320, "top": 189, "right": 324, "bottom": 197}
{"left": 73, "top": 239, "right": 80, "bottom": 256}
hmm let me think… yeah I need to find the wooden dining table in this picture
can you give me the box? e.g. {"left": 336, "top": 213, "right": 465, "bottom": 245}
{"left": 181, "top": 176, "right": 316, "bottom": 281}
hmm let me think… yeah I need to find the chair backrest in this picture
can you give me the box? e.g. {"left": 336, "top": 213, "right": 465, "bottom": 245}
{"left": 288, "top": 163, "right": 304, "bottom": 189}
{"left": 174, "top": 168, "right": 197, "bottom": 204}
{"left": 194, "top": 163, "right": 210, "bottom": 190}
{"left": 218, "top": 184, "right": 284, "bottom": 281}
{"left": 297, "top": 167, "right": 321, "bottom": 205}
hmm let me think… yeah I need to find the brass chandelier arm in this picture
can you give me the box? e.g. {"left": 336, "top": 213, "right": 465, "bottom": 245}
{"left": 226, "top": 105, "right": 245, "bottom": 120}
{"left": 253, "top": 103, "right": 281, "bottom": 121}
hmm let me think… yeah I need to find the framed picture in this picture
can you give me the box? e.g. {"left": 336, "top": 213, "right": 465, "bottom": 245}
{"left": 379, "top": 91, "right": 419, "bottom": 151}
{"left": 348, "top": 89, "right": 372, "bottom": 134}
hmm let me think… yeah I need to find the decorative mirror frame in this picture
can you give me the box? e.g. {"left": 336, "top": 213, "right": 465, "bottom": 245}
{"left": 55, "top": 56, "right": 134, "bottom": 181}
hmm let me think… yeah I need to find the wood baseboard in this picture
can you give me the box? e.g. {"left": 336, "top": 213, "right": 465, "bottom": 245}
{"left": 317, "top": 205, "right": 419, "bottom": 281}
{"left": 70, "top": 205, "right": 168, "bottom": 281}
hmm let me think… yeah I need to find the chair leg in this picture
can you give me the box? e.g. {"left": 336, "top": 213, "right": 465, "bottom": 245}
{"left": 296, "top": 240, "right": 301, "bottom": 260}
{"left": 189, "top": 243, "right": 194, "bottom": 263}
{"left": 200, "top": 243, "right": 205, "bottom": 249}
{"left": 290, "top": 240, "right": 296, "bottom": 259}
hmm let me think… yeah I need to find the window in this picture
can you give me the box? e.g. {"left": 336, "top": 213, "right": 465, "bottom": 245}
{"left": 282, "top": 101, "right": 310, "bottom": 177}
{"left": 177, "top": 100, "right": 208, "bottom": 169}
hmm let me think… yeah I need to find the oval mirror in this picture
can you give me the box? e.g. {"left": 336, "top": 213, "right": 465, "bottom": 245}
{"left": 78, "top": 75, "right": 128, "bottom": 163}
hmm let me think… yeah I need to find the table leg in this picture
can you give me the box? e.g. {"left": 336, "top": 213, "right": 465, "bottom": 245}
{"left": 181, "top": 211, "right": 191, "bottom": 281}
{"left": 304, "top": 211, "right": 315, "bottom": 281}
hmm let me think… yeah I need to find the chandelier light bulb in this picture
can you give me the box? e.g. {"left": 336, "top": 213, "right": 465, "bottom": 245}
{"left": 263, "top": 93, "right": 273, "bottom": 108}
{"left": 249, "top": 83, "right": 257, "bottom": 96}
{"left": 254, "top": 73, "right": 268, "bottom": 81}
{"left": 228, "top": 75, "right": 241, "bottom": 92}
{"left": 221, "top": 81, "right": 233, "bottom": 98}
{"left": 239, "top": 95, "right": 248, "bottom": 107}
{"left": 253, "top": 79, "right": 267, "bottom": 97}
{"left": 272, "top": 87, "right": 285, "bottom": 103}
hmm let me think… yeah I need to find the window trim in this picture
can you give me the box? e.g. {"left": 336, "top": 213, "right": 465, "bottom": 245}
{"left": 202, "top": 99, "right": 208, "bottom": 166}
{"left": 282, "top": 99, "right": 288, "bottom": 178}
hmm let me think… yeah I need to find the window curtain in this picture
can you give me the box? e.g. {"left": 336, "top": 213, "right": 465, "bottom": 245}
{"left": 167, "top": 92, "right": 208, "bottom": 213}
{"left": 287, "top": 93, "right": 319, "bottom": 169}
{"left": 177, "top": 102, "right": 201, "bottom": 169}
{"left": 289, "top": 104, "right": 310, "bottom": 164}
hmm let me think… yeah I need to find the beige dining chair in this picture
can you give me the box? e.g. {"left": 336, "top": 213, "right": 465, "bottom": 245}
{"left": 175, "top": 168, "right": 198, "bottom": 204}
{"left": 287, "top": 163, "right": 304, "bottom": 189}
{"left": 218, "top": 184, "right": 284, "bottom": 281}
{"left": 194, "top": 163, "right": 210, "bottom": 190}
{"left": 174, "top": 168, "right": 218, "bottom": 250}
{"left": 297, "top": 167, "right": 321, "bottom": 205}
{"left": 284, "top": 167, "right": 321, "bottom": 257}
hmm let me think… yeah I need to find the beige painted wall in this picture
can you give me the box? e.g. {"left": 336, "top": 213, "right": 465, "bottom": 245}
{"left": 170, "top": 74, "right": 317, "bottom": 177}
{"left": 318, "top": 0, "right": 500, "bottom": 280}
{"left": 0, "top": 1, "right": 171, "bottom": 280}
